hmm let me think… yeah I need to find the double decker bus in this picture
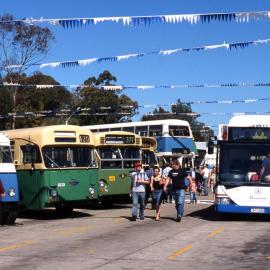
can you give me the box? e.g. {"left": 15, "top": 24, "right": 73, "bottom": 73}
{"left": 141, "top": 136, "right": 159, "bottom": 168}
{"left": 0, "top": 134, "right": 19, "bottom": 224}
{"left": 85, "top": 119, "right": 196, "bottom": 172}
{"left": 93, "top": 131, "right": 142, "bottom": 204}
{"left": 3, "top": 125, "right": 98, "bottom": 214}
{"left": 215, "top": 115, "right": 270, "bottom": 214}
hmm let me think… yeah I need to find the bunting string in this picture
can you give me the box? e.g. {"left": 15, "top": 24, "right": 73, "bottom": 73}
{"left": 1, "top": 11, "right": 270, "bottom": 28}
{"left": 7, "top": 38, "right": 270, "bottom": 69}
{"left": 2, "top": 81, "right": 270, "bottom": 91}
{"left": 1, "top": 110, "right": 270, "bottom": 120}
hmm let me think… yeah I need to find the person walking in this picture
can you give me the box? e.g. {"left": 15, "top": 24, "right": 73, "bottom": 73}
{"left": 165, "top": 160, "right": 192, "bottom": 222}
{"left": 130, "top": 162, "right": 149, "bottom": 221}
{"left": 200, "top": 164, "right": 211, "bottom": 196}
{"left": 189, "top": 178, "right": 197, "bottom": 204}
{"left": 150, "top": 167, "right": 165, "bottom": 221}
{"left": 162, "top": 162, "right": 173, "bottom": 203}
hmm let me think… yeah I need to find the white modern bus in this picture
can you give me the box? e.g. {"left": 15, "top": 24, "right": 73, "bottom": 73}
{"left": 215, "top": 115, "right": 270, "bottom": 214}
{"left": 84, "top": 119, "right": 197, "bottom": 170}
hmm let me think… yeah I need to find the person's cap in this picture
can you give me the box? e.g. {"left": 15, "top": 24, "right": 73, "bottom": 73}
{"left": 135, "top": 161, "right": 142, "bottom": 168}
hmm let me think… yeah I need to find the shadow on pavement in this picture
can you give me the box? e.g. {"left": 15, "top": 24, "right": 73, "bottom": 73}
{"left": 187, "top": 205, "right": 270, "bottom": 222}
{"left": 18, "top": 209, "right": 92, "bottom": 220}
{"left": 83, "top": 203, "right": 131, "bottom": 210}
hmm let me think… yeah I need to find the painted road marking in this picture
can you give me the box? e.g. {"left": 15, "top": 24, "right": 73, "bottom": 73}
{"left": 167, "top": 244, "right": 193, "bottom": 260}
{"left": 208, "top": 227, "right": 224, "bottom": 238}
{"left": 185, "top": 199, "right": 214, "bottom": 204}
{"left": 0, "top": 240, "right": 34, "bottom": 252}
{"left": 58, "top": 226, "right": 92, "bottom": 237}
{"left": 114, "top": 218, "right": 124, "bottom": 224}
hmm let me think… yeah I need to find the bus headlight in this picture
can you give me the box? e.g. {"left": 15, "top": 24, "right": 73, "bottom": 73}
{"left": 8, "top": 188, "right": 15, "bottom": 197}
{"left": 50, "top": 189, "right": 58, "bottom": 197}
{"left": 99, "top": 180, "right": 108, "bottom": 193}
{"left": 99, "top": 181, "right": 105, "bottom": 188}
{"left": 216, "top": 197, "right": 232, "bottom": 205}
{"left": 89, "top": 187, "right": 95, "bottom": 195}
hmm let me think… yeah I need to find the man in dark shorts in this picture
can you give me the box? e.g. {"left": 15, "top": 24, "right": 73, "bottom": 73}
{"left": 164, "top": 160, "right": 192, "bottom": 222}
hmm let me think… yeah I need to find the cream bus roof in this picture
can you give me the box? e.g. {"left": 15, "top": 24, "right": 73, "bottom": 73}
{"left": 228, "top": 115, "right": 270, "bottom": 127}
{"left": 3, "top": 125, "right": 94, "bottom": 146}
{"left": 0, "top": 133, "right": 11, "bottom": 146}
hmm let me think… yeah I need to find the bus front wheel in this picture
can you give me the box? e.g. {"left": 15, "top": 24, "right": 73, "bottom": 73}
{"left": 1, "top": 211, "right": 17, "bottom": 225}
{"left": 55, "top": 205, "right": 74, "bottom": 216}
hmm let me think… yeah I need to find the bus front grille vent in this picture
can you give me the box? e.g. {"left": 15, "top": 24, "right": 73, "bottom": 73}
{"left": 100, "top": 137, "right": 105, "bottom": 144}
{"left": 136, "top": 138, "right": 140, "bottom": 145}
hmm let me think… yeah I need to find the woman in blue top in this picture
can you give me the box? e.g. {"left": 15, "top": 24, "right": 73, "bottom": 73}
{"left": 150, "top": 167, "right": 165, "bottom": 221}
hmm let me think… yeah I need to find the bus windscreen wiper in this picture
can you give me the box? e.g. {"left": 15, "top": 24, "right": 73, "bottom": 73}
{"left": 43, "top": 153, "right": 62, "bottom": 170}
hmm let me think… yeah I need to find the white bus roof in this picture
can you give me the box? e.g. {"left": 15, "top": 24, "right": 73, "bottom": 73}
{"left": 84, "top": 119, "right": 190, "bottom": 129}
{"left": 228, "top": 115, "right": 270, "bottom": 127}
{"left": 0, "top": 133, "right": 10, "bottom": 146}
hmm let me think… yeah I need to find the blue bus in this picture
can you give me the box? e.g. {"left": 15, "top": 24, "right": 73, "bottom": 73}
{"left": 0, "top": 134, "right": 19, "bottom": 224}
{"left": 84, "top": 119, "right": 197, "bottom": 170}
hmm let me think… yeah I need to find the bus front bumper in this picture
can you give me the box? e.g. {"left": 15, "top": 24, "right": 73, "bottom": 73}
{"left": 215, "top": 204, "right": 270, "bottom": 214}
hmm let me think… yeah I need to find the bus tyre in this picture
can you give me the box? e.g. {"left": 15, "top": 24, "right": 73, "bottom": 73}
{"left": 55, "top": 206, "right": 74, "bottom": 217}
{"left": 101, "top": 201, "right": 114, "bottom": 208}
{"left": 5, "top": 211, "right": 18, "bottom": 225}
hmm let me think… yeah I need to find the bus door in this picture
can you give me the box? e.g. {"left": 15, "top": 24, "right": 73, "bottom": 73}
{"left": 18, "top": 144, "right": 41, "bottom": 209}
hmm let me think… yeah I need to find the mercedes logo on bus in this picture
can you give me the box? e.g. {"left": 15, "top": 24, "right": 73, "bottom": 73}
{"left": 255, "top": 188, "right": 262, "bottom": 195}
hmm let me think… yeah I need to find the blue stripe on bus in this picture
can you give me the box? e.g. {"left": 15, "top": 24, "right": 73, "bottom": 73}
{"left": 215, "top": 204, "right": 270, "bottom": 214}
{"left": 156, "top": 137, "right": 196, "bottom": 153}
{"left": 0, "top": 173, "right": 19, "bottom": 202}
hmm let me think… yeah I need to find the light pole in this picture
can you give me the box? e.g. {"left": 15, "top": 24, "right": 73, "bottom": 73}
{"left": 65, "top": 107, "right": 81, "bottom": 125}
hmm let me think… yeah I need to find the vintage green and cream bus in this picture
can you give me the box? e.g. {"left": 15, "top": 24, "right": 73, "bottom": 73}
{"left": 141, "top": 136, "right": 159, "bottom": 168}
{"left": 93, "top": 131, "right": 142, "bottom": 204}
{"left": 3, "top": 125, "right": 98, "bottom": 214}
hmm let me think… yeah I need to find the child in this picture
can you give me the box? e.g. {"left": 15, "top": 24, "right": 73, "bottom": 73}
{"left": 189, "top": 178, "right": 197, "bottom": 204}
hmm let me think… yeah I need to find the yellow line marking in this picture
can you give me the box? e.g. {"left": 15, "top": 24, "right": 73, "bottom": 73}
{"left": 114, "top": 218, "right": 124, "bottom": 224}
{"left": 58, "top": 226, "right": 92, "bottom": 237}
{"left": 82, "top": 248, "right": 96, "bottom": 254}
{"left": 208, "top": 227, "right": 224, "bottom": 238}
{"left": 167, "top": 244, "right": 193, "bottom": 260}
{"left": 0, "top": 241, "right": 34, "bottom": 252}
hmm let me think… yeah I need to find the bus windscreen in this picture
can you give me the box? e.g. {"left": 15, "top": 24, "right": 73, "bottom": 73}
{"left": 229, "top": 127, "right": 270, "bottom": 141}
{"left": 219, "top": 143, "right": 270, "bottom": 184}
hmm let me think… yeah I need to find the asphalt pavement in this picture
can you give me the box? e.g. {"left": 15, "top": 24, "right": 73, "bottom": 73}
{"left": 0, "top": 195, "right": 270, "bottom": 270}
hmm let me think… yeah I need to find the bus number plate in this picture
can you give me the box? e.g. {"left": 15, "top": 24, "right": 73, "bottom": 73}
{"left": 109, "top": 176, "right": 116, "bottom": 182}
{"left": 250, "top": 208, "right": 265, "bottom": 213}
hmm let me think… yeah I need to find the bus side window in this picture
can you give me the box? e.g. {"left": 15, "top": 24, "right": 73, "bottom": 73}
{"left": 21, "top": 145, "right": 42, "bottom": 164}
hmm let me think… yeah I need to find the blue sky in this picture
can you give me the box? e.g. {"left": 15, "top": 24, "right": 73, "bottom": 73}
{"left": 2, "top": 0, "right": 270, "bottom": 133}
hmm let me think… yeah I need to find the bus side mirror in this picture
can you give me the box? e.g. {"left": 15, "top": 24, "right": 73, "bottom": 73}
{"left": 14, "top": 160, "right": 18, "bottom": 166}
{"left": 207, "top": 140, "right": 215, "bottom": 155}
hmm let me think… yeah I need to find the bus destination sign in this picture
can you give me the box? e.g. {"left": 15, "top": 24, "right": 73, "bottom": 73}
{"left": 105, "top": 135, "right": 135, "bottom": 144}
{"left": 229, "top": 127, "right": 270, "bottom": 141}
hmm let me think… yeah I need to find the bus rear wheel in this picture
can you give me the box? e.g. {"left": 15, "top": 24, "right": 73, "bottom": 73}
{"left": 55, "top": 205, "right": 74, "bottom": 217}
{"left": 1, "top": 211, "right": 17, "bottom": 225}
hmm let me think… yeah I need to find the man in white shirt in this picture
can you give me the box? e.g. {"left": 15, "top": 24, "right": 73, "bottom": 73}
{"left": 200, "top": 164, "right": 211, "bottom": 196}
{"left": 130, "top": 162, "right": 149, "bottom": 221}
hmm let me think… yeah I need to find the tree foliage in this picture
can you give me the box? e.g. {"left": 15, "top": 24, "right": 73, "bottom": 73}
{"left": 141, "top": 99, "right": 213, "bottom": 141}
{"left": 0, "top": 13, "right": 55, "bottom": 128}
{"left": 0, "top": 14, "right": 54, "bottom": 75}
{"left": 75, "top": 70, "right": 138, "bottom": 125}
{"left": 0, "top": 72, "right": 73, "bottom": 129}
